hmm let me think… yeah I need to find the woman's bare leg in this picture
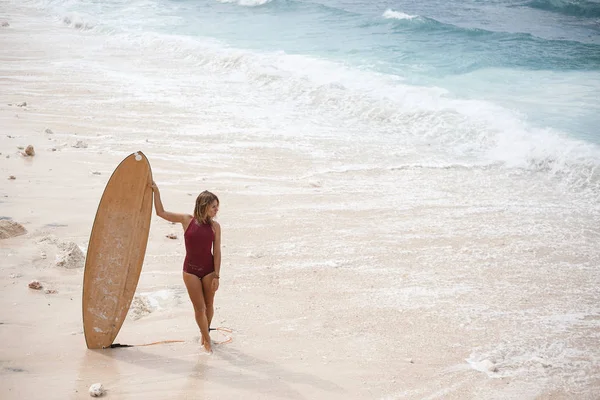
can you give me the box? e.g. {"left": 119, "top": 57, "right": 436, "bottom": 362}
{"left": 183, "top": 272, "right": 212, "bottom": 353}
{"left": 202, "top": 272, "right": 217, "bottom": 330}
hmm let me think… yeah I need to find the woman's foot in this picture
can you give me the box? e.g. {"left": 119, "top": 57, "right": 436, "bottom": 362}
{"left": 203, "top": 341, "right": 213, "bottom": 354}
{"left": 200, "top": 335, "right": 212, "bottom": 353}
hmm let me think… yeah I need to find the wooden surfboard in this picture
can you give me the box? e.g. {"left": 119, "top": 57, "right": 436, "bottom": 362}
{"left": 83, "top": 151, "right": 153, "bottom": 349}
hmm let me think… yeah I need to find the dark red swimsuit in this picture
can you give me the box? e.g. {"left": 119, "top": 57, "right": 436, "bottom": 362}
{"left": 183, "top": 220, "right": 215, "bottom": 279}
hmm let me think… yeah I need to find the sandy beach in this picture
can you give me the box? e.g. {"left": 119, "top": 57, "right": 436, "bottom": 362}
{"left": 2, "top": 4, "right": 600, "bottom": 400}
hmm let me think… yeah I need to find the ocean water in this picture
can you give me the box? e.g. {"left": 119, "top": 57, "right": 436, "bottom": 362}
{"left": 12, "top": 0, "right": 600, "bottom": 196}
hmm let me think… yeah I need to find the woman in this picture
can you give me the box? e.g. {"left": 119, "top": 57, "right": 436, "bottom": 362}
{"left": 150, "top": 181, "right": 221, "bottom": 353}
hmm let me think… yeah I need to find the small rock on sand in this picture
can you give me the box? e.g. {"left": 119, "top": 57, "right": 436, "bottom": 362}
{"left": 16, "top": 102, "right": 26, "bottom": 107}
{"left": 73, "top": 140, "right": 88, "bottom": 149}
{"left": 44, "top": 289, "right": 58, "bottom": 294}
{"left": 89, "top": 383, "right": 105, "bottom": 397}
{"left": 44, "top": 128, "right": 53, "bottom": 134}
{"left": 28, "top": 280, "right": 43, "bottom": 290}
{"left": 0, "top": 220, "right": 27, "bottom": 239}
{"left": 8, "top": 175, "right": 16, "bottom": 180}
{"left": 22, "top": 145, "right": 35, "bottom": 157}
{"left": 55, "top": 241, "right": 85, "bottom": 269}
{"left": 1, "top": 22, "right": 9, "bottom": 27}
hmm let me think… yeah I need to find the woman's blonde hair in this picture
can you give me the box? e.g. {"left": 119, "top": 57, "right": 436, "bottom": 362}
{"left": 193, "top": 190, "right": 219, "bottom": 224}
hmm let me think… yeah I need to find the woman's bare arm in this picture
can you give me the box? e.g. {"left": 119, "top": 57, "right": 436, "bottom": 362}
{"left": 151, "top": 181, "right": 192, "bottom": 225}
{"left": 212, "top": 221, "right": 221, "bottom": 277}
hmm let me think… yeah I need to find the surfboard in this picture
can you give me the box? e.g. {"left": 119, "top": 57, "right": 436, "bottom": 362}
{"left": 82, "top": 151, "right": 153, "bottom": 349}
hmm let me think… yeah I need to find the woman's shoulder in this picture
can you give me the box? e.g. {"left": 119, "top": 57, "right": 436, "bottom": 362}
{"left": 181, "top": 214, "right": 195, "bottom": 230}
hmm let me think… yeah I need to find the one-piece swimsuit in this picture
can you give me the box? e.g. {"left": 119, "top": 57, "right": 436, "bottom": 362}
{"left": 183, "top": 220, "right": 214, "bottom": 279}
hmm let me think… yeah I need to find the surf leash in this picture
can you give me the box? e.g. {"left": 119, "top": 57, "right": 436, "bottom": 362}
{"left": 210, "top": 326, "right": 233, "bottom": 345}
{"left": 103, "top": 327, "right": 233, "bottom": 349}
{"left": 105, "top": 340, "right": 184, "bottom": 348}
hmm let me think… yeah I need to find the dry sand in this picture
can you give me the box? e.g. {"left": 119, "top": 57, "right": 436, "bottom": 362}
{"left": 2, "top": 8, "right": 600, "bottom": 400}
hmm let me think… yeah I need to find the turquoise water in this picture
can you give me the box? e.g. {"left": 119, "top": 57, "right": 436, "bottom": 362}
{"left": 174, "top": 0, "right": 600, "bottom": 139}
{"left": 40, "top": 0, "right": 600, "bottom": 139}
{"left": 14, "top": 0, "right": 600, "bottom": 193}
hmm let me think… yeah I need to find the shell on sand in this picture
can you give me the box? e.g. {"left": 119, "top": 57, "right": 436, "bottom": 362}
{"left": 88, "top": 383, "right": 105, "bottom": 397}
